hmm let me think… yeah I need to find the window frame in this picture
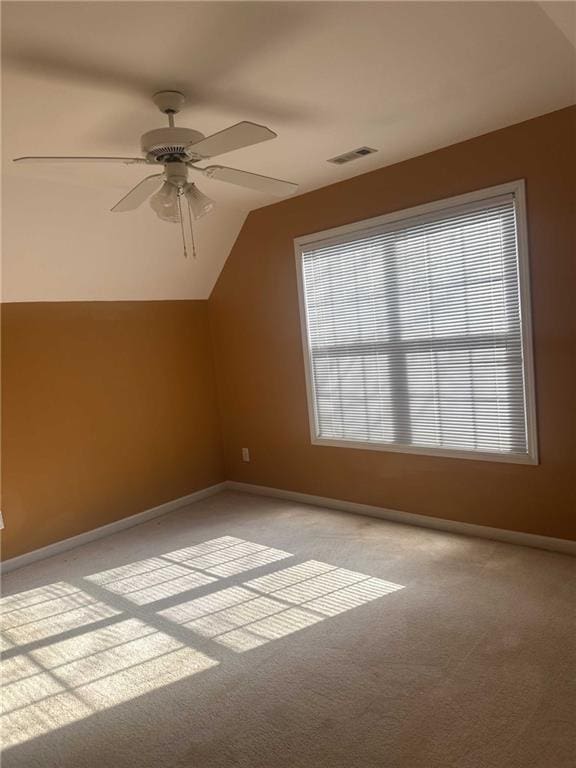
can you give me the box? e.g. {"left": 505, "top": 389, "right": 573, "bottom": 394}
{"left": 294, "top": 179, "right": 539, "bottom": 465}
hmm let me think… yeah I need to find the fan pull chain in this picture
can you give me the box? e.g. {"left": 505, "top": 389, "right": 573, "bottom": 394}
{"left": 177, "top": 192, "right": 188, "bottom": 258}
{"left": 187, "top": 197, "right": 198, "bottom": 259}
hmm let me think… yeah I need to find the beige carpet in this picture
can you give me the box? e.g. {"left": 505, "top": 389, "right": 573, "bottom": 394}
{"left": 1, "top": 491, "right": 575, "bottom": 767}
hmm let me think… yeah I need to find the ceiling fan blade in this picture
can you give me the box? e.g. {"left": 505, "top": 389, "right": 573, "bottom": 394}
{"left": 198, "top": 165, "right": 298, "bottom": 196}
{"left": 185, "top": 122, "right": 276, "bottom": 160}
{"left": 13, "top": 156, "right": 148, "bottom": 165}
{"left": 110, "top": 174, "right": 164, "bottom": 212}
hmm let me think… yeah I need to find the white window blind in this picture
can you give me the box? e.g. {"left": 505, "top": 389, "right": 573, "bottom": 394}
{"left": 296, "top": 183, "right": 537, "bottom": 463}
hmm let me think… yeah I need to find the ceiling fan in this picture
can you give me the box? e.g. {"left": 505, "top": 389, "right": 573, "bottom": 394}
{"left": 13, "top": 90, "right": 298, "bottom": 257}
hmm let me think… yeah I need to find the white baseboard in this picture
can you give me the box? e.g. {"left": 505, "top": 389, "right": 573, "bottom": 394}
{"left": 225, "top": 481, "right": 576, "bottom": 556}
{"left": 1, "top": 483, "right": 227, "bottom": 574}
{"left": 3, "top": 479, "right": 573, "bottom": 573}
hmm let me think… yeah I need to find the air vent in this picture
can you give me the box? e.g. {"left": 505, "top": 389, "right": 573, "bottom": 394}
{"left": 327, "top": 146, "right": 378, "bottom": 165}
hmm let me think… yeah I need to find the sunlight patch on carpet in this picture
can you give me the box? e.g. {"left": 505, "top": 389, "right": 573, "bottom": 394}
{"left": 1, "top": 616, "right": 217, "bottom": 748}
{"left": 1, "top": 535, "right": 405, "bottom": 748}
{"left": 160, "top": 559, "right": 405, "bottom": 651}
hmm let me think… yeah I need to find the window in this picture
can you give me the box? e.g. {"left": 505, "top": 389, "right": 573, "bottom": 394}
{"left": 295, "top": 181, "right": 538, "bottom": 463}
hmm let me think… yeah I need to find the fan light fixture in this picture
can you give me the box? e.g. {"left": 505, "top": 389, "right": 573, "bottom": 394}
{"left": 150, "top": 182, "right": 180, "bottom": 223}
{"left": 150, "top": 181, "right": 213, "bottom": 224}
{"left": 150, "top": 180, "right": 214, "bottom": 257}
{"left": 185, "top": 183, "right": 214, "bottom": 220}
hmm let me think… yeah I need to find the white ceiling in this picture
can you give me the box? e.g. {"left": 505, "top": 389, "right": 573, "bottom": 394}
{"left": 2, "top": 1, "right": 575, "bottom": 302}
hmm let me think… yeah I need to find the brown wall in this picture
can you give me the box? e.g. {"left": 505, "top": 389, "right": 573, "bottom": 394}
{"left": 1, "top": 301, "right": 223, "bottom": 559}
{"left": 210, "top": 106, "right": 576, "bottom": 541}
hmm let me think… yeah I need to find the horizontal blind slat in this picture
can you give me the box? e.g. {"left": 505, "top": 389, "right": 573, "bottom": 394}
{"left": 300, "top": 196, "right": 530, "bottom": 458}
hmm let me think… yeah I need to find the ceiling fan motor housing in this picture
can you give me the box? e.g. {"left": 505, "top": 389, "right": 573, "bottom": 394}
{"left": 140, "top": 128, "right": 205, "bottom": 164}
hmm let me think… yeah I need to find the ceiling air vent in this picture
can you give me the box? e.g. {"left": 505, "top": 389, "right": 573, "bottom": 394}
{"left": 327, "top": 146, "right": 378, "bottom": 165}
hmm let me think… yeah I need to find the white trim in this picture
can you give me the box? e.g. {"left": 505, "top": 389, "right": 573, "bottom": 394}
{"left": 308, "top": 436, "right": 537, "bottom": 465}
{"left": 1, "top": 483, "right": 226, "bottom": 574}
{"left": 225, "top": 481, "right": 576, "bottom": 556}
{"left": 2, "top": 481, "right": 572, "bottom": 574}
{"left": 294, "top": 179, "right": 539, "bottom": 466}
{"left": 294, "top": 181, "right": 524, "bottom": 250}
{"left": 513, "top": 180, "right": 540, "bottom": 463}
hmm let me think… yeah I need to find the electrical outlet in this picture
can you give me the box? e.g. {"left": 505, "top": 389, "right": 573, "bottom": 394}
{"left": 241, "top": 447, "right": 250, "bottom": 463}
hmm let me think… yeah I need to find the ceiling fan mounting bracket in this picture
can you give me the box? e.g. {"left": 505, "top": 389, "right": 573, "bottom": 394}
{"left": 153, "top": 90, "right": 186, "bottom": 115}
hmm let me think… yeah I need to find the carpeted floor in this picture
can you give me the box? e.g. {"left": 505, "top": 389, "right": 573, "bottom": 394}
{"left": 1, "top": 491, "right": 575, "bottom": 767}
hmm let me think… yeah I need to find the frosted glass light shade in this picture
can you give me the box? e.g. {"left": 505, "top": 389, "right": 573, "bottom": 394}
{"left": 184, "top": 183, "right": 214, "bottom": 220}
{"left": 150, "top": 182, "right": 180, "bottom": 223}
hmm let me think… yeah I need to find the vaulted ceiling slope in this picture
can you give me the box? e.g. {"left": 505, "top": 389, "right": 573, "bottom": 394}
{"left": 2, "top": 1, "right": 575, "bottom": 303}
